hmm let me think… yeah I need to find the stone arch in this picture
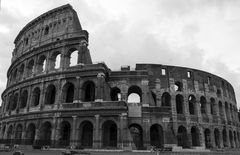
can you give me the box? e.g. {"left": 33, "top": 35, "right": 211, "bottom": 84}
{"left": 176, "top": 94, "right": 184, "bottom": 114}
{"left": 82, "top": 81, "right": 95, "bottom": 102}
{"left": 15, "top": 124, "right": 23, "bottom": 144}
{"left": 19, "top": 63, "right": 25, "bottom": 80}
{"left": 177, "top": 126, "right": 188, "bottom": 148}
{"left": 12, "top": 68, "right": 18, "bottom": 82}
{"left": 67, "top": 48, "right": 79, "bottom": 67}
{"left": 150, "top": 124, "right": 164, "bottom": 148}
{"left": 26, "top": 123, "right": 36, "bottom": 145}
{"left": 79, "top": 121, "right": 93, "bottom": 148}
{"left": 27, "top": 59, "right": 34, "bottom": 77}
{"left": 129, "top": 123, "right": 143, "bottom": 150}
{"left": 49, "top": 51, "right": 61, "bottom": 70}
{"left": 32, "top": 87, "right": 40, "bottom": 106}
{"left": 191, "top": 126, "right": 200, "bottom": 147}
{"left": 127, "top": 85, "right": 142, "bottom": 103}
{"left": 7, "top": 94, "right": 13, "bottom": 111}
{"left": 102, "top": 120, "right": 117, "bottom": 148}
{"left": 222, "top": 128, "right": 228, "bottom": 147}
{"left": 1, "top": 125, "right": 6, "bottom": 139}
{"left": 210, "top": 98, "right": 216, "bottom": 115}
{"left": 188, "top": 95, "right": 196, "bottom": 115}
{"left": 218, "top": 101, "right": 223, "bottom": 115}
{"left": 62, "top": 82, "right": 75, "bottom": 103}
{"left": 214, "top": 128, "right": 220, "bottom": 148}
{"left": 45, "top": 84, "right": 56, "bottom": 105}
{"left": 174, "top": 81, "right": 183, "bottom": 91}
{"left": 39, "top": 121, "right": 52, "bottom": 146}
{"left": 161, "top": 92, "right": 171, "bottom": 107}
{"left": 59, "top": 121, "right": 71, "bottom": 147}
{"left": 11, "top": 93, "right": 18, "bottom": 110}
{"left": 225, "top": 102, "right": 229, "bottom": 120}
{"left": 110, "top": 87, "right": 121, "bottom": 101}
{"left": 44, "top": 25, "right": 49, "bottom": 35}
{"left": 200, "top": 96, "right": 207, "bottom": 114}
{"left": 7, "top": 125, "right": 13, "bottom": 141}
{"left": 229, "top": 130, "right": 233, "bottom": 148}
{"left": 37, "top": 55, "right": 47, "bottom": 73}
{"left": 20, "top": 90, "right": 28, "bottom": 109}
{"left": 204, "top": 128, "right": 212, "bottom": 148}
{"left": 151, "top": 91, "right": 157, "bottom": 106}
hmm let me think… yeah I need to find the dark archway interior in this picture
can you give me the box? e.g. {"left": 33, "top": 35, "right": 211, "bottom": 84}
{"left": 214, "top": 129, "right": 220, "bottom": 148}
{"left": 83, "top": 81, "right": 95, "bottom": 102}
{"left": 176, "top": 95, "right": 184, "bottom": 114}
{"left": 188, "top": 95, "right": 196, "bottom": 115}
{"left": 110, "top": 87, "right": 121, "bottom": 101}
{"left": 40, "top": 122, "right": 52, "bottom": 145}
{"left": 32, "top": 87, "right": 40, "bottom": 106}
{"left": 129, "top": 124, "right": 143, "bottom": 150}
{"left": 45, "top": 85, "right": 56, "bottom": 105}
{"left": 26, "top": 124, "right": 36, "bottom": 144}
{"left": 204, "top": 129, "right": 211, "bottom": 148}
{"left": 65, "top": 83, "right": 74, "bottom": 103}
{"left": 177, "top": 126, "right": 189, "bottom": 148}
{"left": 150, "top": 124, "right": 164, "bottom": 148}
{"left": 60, "top": 121, "right": 71, "bottom": 147}
{"left": 161, "top": 92, "right": 171, "bottom": 106}
{"left": 191, "top": 127, "right": 200, "bottom": 146}
{"left": 80, "top": 121, "right": 93, "bottom": 147}
{"left": 15, "top": 125, "right": 23, "bottom": 144}
{"left": 20, "top": 90, "right": 28, "bottom": 108}
{"left": 102, "top": 121, "right": 117, "bottom": 148}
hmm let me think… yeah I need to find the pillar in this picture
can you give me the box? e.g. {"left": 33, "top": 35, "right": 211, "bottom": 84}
{"left": 118, "top": 113, "right": 130, "bottom": 149}
{"left": 74, "top": 76, "right": 81, "bottom": 103}
{"left": 143, "top": 118, "right": 150, "bottom": 149}
{"left": 93, "top": 114, "right": 100, "bottom": 148}
{"left": 95, "top": 73, "right": 105, "bottom": 102}
{"left": 71, "top": 116, "right": 77, "bottom": 146}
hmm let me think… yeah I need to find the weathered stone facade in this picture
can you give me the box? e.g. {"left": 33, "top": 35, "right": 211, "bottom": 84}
{"left": 0, "top": 4, "right": 240, "bottom": 150}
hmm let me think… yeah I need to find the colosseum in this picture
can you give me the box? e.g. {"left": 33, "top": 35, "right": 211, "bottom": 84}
{"left": 0, "top": 4, "right": 240, "bottom": 151}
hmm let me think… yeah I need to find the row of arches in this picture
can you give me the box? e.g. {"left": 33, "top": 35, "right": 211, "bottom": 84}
{"left": 175, "top": 94, "right": 238, "bottom": 122}
{"left": 10, "top": 48, "right": 79, "bottom": 83}
{"left": 177, "top": 125, "right": 240, "bottom": 149}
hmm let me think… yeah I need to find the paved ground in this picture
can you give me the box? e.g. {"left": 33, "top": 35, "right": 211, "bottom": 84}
{"left": 1, "top": 150, "right": 240, "bottom": 155}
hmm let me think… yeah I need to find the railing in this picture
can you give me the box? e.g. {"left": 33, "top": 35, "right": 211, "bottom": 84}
{"left": 142, "top": 106, "right": 171, "bottom": 113}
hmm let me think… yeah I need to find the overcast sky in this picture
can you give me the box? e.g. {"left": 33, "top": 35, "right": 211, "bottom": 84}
{"left": 0, "top": 0, "right": 240, "bottom": 108}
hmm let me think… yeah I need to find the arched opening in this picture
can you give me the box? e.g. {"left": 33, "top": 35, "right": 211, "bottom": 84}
{"left": 19, "top": 64, "right": 24, "bottom": 80}
{"left": 225, "top": 102, "right": 229, "bottom": 120}
{"left": 234, "top": 131, "right": 237, "bottom": 148}
{"left": 79, "top": 121, "right": 93, "bottom": 148}
{"left": 151, "top": 91, "right": 157, "bottom": 106}
{"left": 200, "top": 96, "right": 207, "bottom": 114}
{"left": 50, "top": 51, "right": 61, "bottom": 70}
{"left": 214, "top": 128, "right": 220, "bottom": 148}
{"left": 15, "top": 124, "right": 23, "bottom": 144}
{"left": 32, "top": 87, "right": 40, "bottom": 106}
{"left": 1, "top": 126, "right": 6, "bottom": 140}
{"left": 82, "top": 81, "right": 95, "bottom": 102}
{"left": 161, "top": 92, "right": 171, "bottom": 107}
{"left": 174, "top": 81, "right": 183, "bottom": 91}
{"left": 39, "top": 122, "right": 52, "bottom": 146}
{"left": 27, "top": 59, "right": 34, "bottom": 77}
{"left": 45, "top": 84, "right": 56, "bottom": 105}
{"left": 20, "top": 90, "right": 28, "bottom": 109}
{"left": 127, "top": 85, "right": 142, "bottom": 103}
{"left": 188, "top": 95, "right": 196, "bottom": 115}
{"left": 102, "top": 120, "right": 117, "bottom": 148}
{"left": 210, "top": 98, "right": 216, "bottom": 115}
{"left": 12, "top": 69, "right": 18, "bottom": 82}
{"left": 129, "top": 124, "right": 143, "bottom": 150}
{"left": 222, "top": 129, "right": 228, "bottom": 147}
{"left": 150, "top": 124, "right": 164, "bottom": 148}
{"left": 69, "top": 49, "right": 78, "bottom": 66}
{"left": 176, "top": 94, "right": 184, "bottom": 114}
{"left": 110, "top": 87, "right": 121, "bottom": 101}
{"left": 229, "top": 130, "right": 233, "bottom": 148}
{"left": 63, "top": 82, "right": 75, "bottom": 103}
{"left": 177, "top": 126, "right": 188, "bottom": 148}
{"left": 26, "top": 123, "right": 36, "bottom": 145}
{"left": 7, "top": 125, "right": 13, "bottom": 142}
{"left": 44, "top": 26, "right": 49, "bottom": 35}
{"left": 218, "top": 101, "right": 223, "bottom": 115}
{"left": 204, "top": 128, "right": 211, "bottom": 149}
{"left": 191, "top": 126, "right": 200, "bottom": 147}
{"left": 37, "top": 55, "right": 47, "bottom": 73}
{"left": 11, "top": 93, "right": 18, "bottom": 110}
{"left": 59, "top": 121, "right": 71, "bottom": 147}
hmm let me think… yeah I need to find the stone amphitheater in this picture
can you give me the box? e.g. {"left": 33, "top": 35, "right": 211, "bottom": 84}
{"left": 0, "top": 4, "right": 239, "bottom": 151}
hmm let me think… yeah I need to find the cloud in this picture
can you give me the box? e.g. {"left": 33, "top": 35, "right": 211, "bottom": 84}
{"left": 0, "top": 0, "right": 240, "bottom": 109}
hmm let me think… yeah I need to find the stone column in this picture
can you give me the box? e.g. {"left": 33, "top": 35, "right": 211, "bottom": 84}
{"left": 93, "top": 114, "right": 100, "bottom": 148}
{"left": 21, "top": 122, "right": 27, "bottom": 145}
{"left": 71, "top": 116, "right": 77, "bottom": 146}
{"left": 74, "top": 77, "right": 81, "bottom": 103}
{"left": 39, "top": 82, "right": 45, "bottom": 110}
{"left": 54, "top": 117, "right": 62, "bottom": 147}
{"left": 219, "top": 129, "right": 224, "bottom": 148}
{"left": 199, "top": 126, "right": 205, "bottom": 148}
{"left": 118, "top": 113, "right": 129, "bottom": 149}
{"left": 26, "top": 86, "right": 32, "bottom": 112}
{"left": 143, "top": 118, "right": 150, "bottom": 149}
{"left": 141, "top": 80, "right": 149, "bottom": 107}
{"left": 95, "top": 73, "right": 105, "bottom": 102}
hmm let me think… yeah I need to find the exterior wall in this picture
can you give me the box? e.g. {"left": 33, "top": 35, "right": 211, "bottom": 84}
{"left": 0, "top": 4, "right": 240, "bottom": 150}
